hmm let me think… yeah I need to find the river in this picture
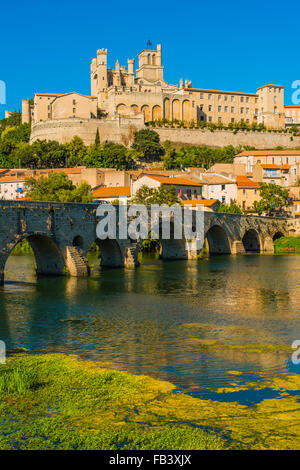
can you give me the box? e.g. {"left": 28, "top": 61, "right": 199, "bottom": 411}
{"left": 1, "top": 253, "right": 300, "bottom": 402}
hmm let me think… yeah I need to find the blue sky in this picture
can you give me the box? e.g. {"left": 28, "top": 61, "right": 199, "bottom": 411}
{"left": 0, "top": 0, "right": 299, "bottom": 119}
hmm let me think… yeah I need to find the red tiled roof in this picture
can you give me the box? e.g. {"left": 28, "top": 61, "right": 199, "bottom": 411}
{"left": 93, "top": 186, "right": 131, "bottom": 198}
{"left": 181, "top": 199, "right": 218, "bottom": 207}
{"left": 145, "top": 175, "right": 203, "bottom": 186}
{"left": 236, "top": 150, "right": 300, "bottom": 156}
{"left": 236, "top": 176, "right": 260, "bottom": 188}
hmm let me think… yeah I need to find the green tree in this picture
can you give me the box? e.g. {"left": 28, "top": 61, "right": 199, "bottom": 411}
{"left": 25, "top": 172, "right": 93, "bottom": 202}
{"left": 253, "top": 183, "right": 290, "bottom": 215}
{"left": 217, "top": 199, "right": 242, "bottom": 214}
{"left": 95, "top": 128, "right": 100, "bottom": 146}
{"left": 131, "top": 184, "right": 180, "bottom": 205}
{"left": 0, "top": 112, "right": 22, "bottom": 135}
{"left": 132, "top": 129, "right": 165, "bottom": 162}
{"left": 0, "top": 123, "right": 31, "bottom": 143}
{"left": 65, "top": 136, "right": 87, "bottom": 167}
{"left": 0, "top": 139, "right": 17, "bottom": 167}
{"left": 86, "top": 142, "right": 134, "bottom": 169}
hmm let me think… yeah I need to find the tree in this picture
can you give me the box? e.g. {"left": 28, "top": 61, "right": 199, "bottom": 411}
{"left": 253, "top": 183, "right": 290, "bottom": 215}
{"left": 85, "top": 142, "right": 134, "bottom": 169}
{"left": 131, "top": 184, "right": 180, "bottom": 205}
{"left": 131, "top": 129, "right": 165, "bottom": 161}
{"left": 0, "top": 123, "right": 31, "bottom": 143}
{"left": 95, "top": 128, "right": 100, "bottom": 146}
{"left": 25, "top": 172, "right": 93, "bottom": 202}
{"left": 65, "top": 136, "right": 87, "bottom": 167}
{"left": 217, "top": 199, "right": 242, "bottom": 214}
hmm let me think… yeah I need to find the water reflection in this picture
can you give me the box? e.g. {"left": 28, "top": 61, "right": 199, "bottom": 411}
{"left": 1, "top": 253, "right": 300, "bottom": 397}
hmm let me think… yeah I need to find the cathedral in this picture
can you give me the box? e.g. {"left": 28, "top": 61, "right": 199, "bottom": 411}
{"left": 23, "top": 44, "right": 293, "bottom": 131}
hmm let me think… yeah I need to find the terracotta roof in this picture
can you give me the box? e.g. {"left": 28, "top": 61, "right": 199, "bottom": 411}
{"left": 256, "top": 84, "right": 284, "bottom": 89}
{"left": 35, "top": 93, "right": 63, "bottom": 97}
{"left": 34, "top": 167, "right": 84, "bottom": 174}
{"left": 260, "top": 164, "right": 290, "bottom": 170}
{"left": 185, "top": 87, "right": 257, "bottom": 97}
{"left": 236, "top": 150, "right": 300, "bottom": 156}
{"left": 261, "top": 164, "right": 281, "bottom": 169}
{"left": 145, "top": 175, "right": 203, "bottom": 186}
{"left": 236, "top": 176, "right": 260, "bottom": 188}
{"left": 0, "top": 176, "right": 25, "bottom": 183}
{"left": 140, "top": 170, "right": 185, "bottom": 177}
{"left": 181, "top": 199, "right": 218, "bottom": 207}
{"left": 200, "top": 174, "right": 235, "bottom": 184}
{"left": 93, "top": 186, "right": 131, "bottom": 198}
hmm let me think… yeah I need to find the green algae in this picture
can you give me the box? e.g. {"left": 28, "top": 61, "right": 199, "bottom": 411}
{"left": 187, "top": 338, "right": 291, "bottom": 354}
{"left": 0, "top": 353, "right": 300, "bottom": 450}
{"left": 182, "top": 322, "right": 276, "bottom": 342}
{"left": 0, "top": 354, "right": 226, "bottom": 450}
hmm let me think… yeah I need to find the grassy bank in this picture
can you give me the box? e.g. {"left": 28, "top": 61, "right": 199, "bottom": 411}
{"left": 1, "top": 353, "right": 300, "bottom": 450}
{"left": 0, "top": 353, "right": 226, "bottom": 450}
{"left": 274, "top": 236, "right": 300, "bottom": 253}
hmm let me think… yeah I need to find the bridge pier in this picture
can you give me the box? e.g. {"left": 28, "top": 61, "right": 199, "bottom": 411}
{"left": 124, "top": 243, "right": 140, "bottom": 268}
{"left": 231, "top": 241, "right": 246, "bottom": 254}
{"left": 65, "top": 246, "right": 90, "bottom": 277}
{"left": 262, "top": 236, "right": 275, "bottom": 253}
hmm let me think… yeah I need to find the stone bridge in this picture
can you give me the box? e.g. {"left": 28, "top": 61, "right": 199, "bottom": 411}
{"left": 0, "top": 200, "right": 292, "bottom": 285}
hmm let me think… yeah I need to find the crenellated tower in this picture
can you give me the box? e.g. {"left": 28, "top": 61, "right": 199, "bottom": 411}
{"left": 91, "top": 48, "right": 108, "bottom": 105}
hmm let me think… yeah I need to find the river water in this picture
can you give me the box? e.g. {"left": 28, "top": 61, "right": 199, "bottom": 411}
{"left": 1, "top": 253, "right": 300, "bottom": 400}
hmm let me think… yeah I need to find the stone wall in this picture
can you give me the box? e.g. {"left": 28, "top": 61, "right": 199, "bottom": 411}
{"left": 30, "top": 116, "right": 144, "bottom": 146}
{"left": 155, "top": 127, "right": 300, "bottom": 149}
{"left": 30, "top": 117, "right": 300, "bottom": 149}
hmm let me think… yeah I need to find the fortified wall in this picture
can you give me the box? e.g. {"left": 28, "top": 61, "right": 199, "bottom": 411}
{"left": 30, "top": 115, "right": 144, "bottom": 146}
{"left": 30, "top": 116, "right": 300, "bottom": 149}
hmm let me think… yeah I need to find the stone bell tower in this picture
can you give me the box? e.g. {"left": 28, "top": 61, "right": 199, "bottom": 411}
{"left": 136, "top": 44, "right": 164, "bottom": 83}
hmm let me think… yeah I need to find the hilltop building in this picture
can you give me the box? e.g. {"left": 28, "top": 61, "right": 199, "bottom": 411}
{"left": 22, "top": 44, "right": 297, "bottom": 129}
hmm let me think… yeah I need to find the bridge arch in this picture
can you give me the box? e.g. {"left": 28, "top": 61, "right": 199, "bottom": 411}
{"left": 72, "top": 235, "right": 84, "bottom": 249}
{"left": 205, "top": 225, "right": 231, "bottom": 255}
{"left": 1, "top": 233, "right": 65, "bottom": 285}
{"left": 242, "top": 229, "right": 261, "bottom": 253}
{"left": 160, "top": 238, "right": 187, "bottom": 260}
{"left": 90, "top": 238, "right": 124, "bottom": 268}
{"left": 273, "top": 231, "right": 284, "bottom": 242}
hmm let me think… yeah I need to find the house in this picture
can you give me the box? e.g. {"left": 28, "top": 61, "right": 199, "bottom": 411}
{"left": 234, "top": 150, "right": 300, "bottom": 173}
{"left": 236, "top": 176, "right": 260, "bottom": 211}
{"left": 132, "top": 175, "right": 203, "bottom": 200}
{"left": 0, "top": 176, "right": 26, "bottom": 200}
{"left": 199, "top": 174, "right": 237, "bottom": 204}
{"left": 252, "top": 163, "right": 290, "bottom": 186}
{"left": 206, "top": 163, "right": 247, "bottom": 177}
{"left": 93, "top": 186, "right": 131, "bottom": 204}
{"left": 180, "top": 199, "right": 220, "bottom": 212}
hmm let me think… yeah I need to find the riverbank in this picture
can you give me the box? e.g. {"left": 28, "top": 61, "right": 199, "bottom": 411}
{"left": 274, "top": 236, "right": 300, "bottom": 253}
{"left": 0, "top": 353, "right": 300, "bottom": 450}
